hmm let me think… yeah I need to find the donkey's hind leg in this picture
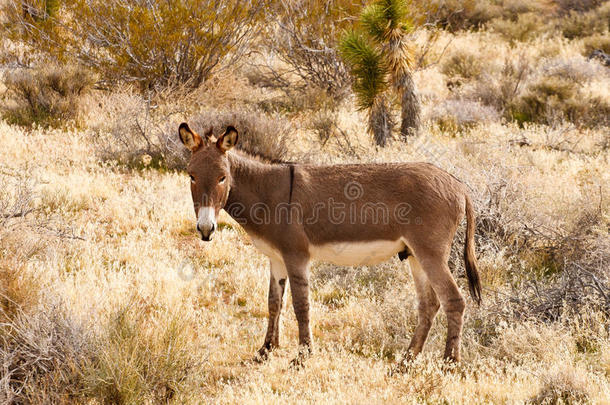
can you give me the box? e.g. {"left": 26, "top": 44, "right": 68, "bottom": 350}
{"left": 415, "top": 253, "right": 466, "bottom": 362}
{"left": 406, "top": 256, "right": 440, "bottom": 359}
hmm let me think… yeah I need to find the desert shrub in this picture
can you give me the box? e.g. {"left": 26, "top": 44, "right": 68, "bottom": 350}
{"left": 441, "top": 49, "right": 484, "bottom": 79}
{"left": 1, "top": 65, "right": 95, "bottom": 128}
{"left": 91, "top": 93, "right": 291, "bottom": 170}
{"left": 5, "top": 0, "right": 265, "bottom": 91}
{"left": 500, "top": 0, "right": 549, "bottom": 19}
{"left": 423, "top": 0, "right": 502, "bottom": 31}
{"left": 421, "top": 0, "right": 550, "bottom": 31}
{"left": 83, "top": 303, "right": 198, "bottom": 404}
{"left": 555, "top": 0, "right": 602, "bottom": 13}
{"left": 460, "top": 55, "right": 531, "bottom": 112}
{"left": 256, "top": 84, "right": 340, "bottom": 114}
{"left": 256, "top": 0, "right": 355, "bottom": 100}
{"left": 560, "top": 9, "right": 608, "bottom": 39}
{"left": 428, "top": 99, "right": 499, "bottom": 131}
{"left": 540, "top": 57, "right": 604, "bottom": 84}
{"left": 308, "top": 109, "right": 360, "bottom": 156}
{"left": 0, "top": 294, "right": 90, "bottom": 404}
{"left": 90, "top": 91, "right": 188, "bottom": 170}
{"left": 509, "top": 75, "right": 610, "bottom": 126}
{"left": 489, "top": 13, "right": 548, "bottom": 43}
{"left": 188, "top": 109, "right": 291, "bottom": 162}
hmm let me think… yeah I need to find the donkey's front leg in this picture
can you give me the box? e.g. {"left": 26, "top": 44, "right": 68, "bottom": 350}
{"left": 256, "top": 258, "right": 287, "bottom": 362}
{"left": 285, "top": 255, "right": 312, "bottom": 367}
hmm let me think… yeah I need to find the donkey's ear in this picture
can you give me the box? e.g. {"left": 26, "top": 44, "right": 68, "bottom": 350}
{"left": 216, "top": 126, "right": 238, "bottom": 153}
{"left": 178, "top": 122, "right": 203, "bottom": 152}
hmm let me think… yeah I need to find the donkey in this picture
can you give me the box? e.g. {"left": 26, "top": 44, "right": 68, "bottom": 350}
{"left": 178, "top": 123, "right": 481, "bottom": 365}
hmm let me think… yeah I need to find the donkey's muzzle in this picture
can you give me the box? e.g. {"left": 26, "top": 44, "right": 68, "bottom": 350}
{"left": 197, "top": 223, "right": 215, "bottom": 241}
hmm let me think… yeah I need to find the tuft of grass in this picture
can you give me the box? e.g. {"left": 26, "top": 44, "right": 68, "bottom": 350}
{"left": 83, "top": 303, "right": 199, "bottom": 404}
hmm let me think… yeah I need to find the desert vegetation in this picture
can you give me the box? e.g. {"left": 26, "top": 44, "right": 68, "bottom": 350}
{"left": 0, "top": 0, "right": 609, "bottom": 403}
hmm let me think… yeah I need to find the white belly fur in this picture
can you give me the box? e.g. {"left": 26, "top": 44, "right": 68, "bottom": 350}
{"left": 250, "top": 235, "right": 405, "bottom": 267}
{"left": 309, "top": 239, "right": 405, "bottom": 266}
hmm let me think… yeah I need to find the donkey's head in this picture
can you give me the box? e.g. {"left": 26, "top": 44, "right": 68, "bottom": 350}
{"left": 178, "top": 123, "right": 238, "bottom": 241}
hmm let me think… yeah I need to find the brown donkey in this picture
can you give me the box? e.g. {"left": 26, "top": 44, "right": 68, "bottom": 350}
{"left": 178, "top": 123, "right": 481, "bottom": 365}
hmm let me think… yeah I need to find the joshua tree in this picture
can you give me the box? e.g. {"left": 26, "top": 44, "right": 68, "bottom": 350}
{"left": 340, "top": 0, "right": 420, "bottom": 146}
{"left": 340, "top": 32, "right": 393, "bottom": 146}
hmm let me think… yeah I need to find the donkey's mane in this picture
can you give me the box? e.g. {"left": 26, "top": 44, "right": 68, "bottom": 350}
{"left": 233, "top": 148, "right": 295, "bottom": 166}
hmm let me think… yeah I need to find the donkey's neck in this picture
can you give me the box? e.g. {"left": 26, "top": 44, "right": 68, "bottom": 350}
{"left": 225, "top": 152, "right": 292, "bottom": 226}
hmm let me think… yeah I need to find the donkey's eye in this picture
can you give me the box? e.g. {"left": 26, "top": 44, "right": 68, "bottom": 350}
{"left": 189, "top": 175, "right": 195, "bottom": 183}
{"left": 219, "top": 176, "right": 226, "bottom": 184}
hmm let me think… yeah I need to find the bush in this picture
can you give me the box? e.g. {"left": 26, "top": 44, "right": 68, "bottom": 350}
{"left": 441, "top": 49, "right": 484, "bottom": 79}
{"left": 422, "top": 0, "right": 502, "bottom": 31}
{"left": 91, "top": 93, "right": 292, "bottom": 171}
{"left": 83, "top": 304, "right": 198, "bottom": 404}
{"left": 509, "top": 75, "right": 610, "bottom": 127}
{"left": 555, "top": 0, "right": 602, "bottom": 13}
{"left": 188, "top": 109, "right": 291, "bottom": 162}
{"left": 256, "top": 0, "right": 355, "bottom": 100}
{"left": 489, "top": 12, "right": 548, "bottom": 43}
{"left": 428, "top": 98, "right": 499, "bottom": 132}
{"left": 1, "top": 65, "right": 95, "bottom": 128}
{"left": 0, "top": 285, "right": 90, "bottom": 404}
{"left": 420, "top": 0, "right": 550, "bottom": 31}
{"left": 6, "top": 0, "right": 265, "bottom": 91}
{"left": 560, "top": 9, "right": 608, "bottom": 39}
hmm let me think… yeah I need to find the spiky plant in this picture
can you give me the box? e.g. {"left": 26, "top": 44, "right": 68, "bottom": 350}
{"left": 340, "top": 31, "right": 394, "bottom": 146}
{"left": 340, "top": 0, "right": 420, "bottom": 145}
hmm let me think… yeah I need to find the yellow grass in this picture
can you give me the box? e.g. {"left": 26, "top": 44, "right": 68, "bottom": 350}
{"left": 1, "top": 12, "right": 609, "bottom": 404}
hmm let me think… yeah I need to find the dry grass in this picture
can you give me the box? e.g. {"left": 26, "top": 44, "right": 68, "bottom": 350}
{"left": 0, "top": 5, "right": 608, "bottom": 404}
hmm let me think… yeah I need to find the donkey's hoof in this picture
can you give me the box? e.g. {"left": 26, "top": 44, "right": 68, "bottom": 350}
{"left": 252, "top": 346, "right": 273, "bottom": 363}
{"left": 289, "top": 347, "right": 312, "bottom": 369}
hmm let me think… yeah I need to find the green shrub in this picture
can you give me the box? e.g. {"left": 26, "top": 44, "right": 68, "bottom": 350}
{"left": 5, "top": 0, "right": 265, "bottom": 91}
{"left": 1, "top": 65, "right": 96, "bottom": 128}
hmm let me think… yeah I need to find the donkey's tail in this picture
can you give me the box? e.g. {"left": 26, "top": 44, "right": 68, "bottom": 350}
{"left": 464, "top": 193, "right": 482, "bottom": 305}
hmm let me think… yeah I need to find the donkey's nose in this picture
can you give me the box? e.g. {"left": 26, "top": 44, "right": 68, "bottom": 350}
{"left": 197, "top": 223, "right": 215, "bottom": 241}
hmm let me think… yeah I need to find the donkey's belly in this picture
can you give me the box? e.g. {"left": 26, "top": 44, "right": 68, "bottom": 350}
{"left": 309, "top": 239, "right": 405, "bottom": 266}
